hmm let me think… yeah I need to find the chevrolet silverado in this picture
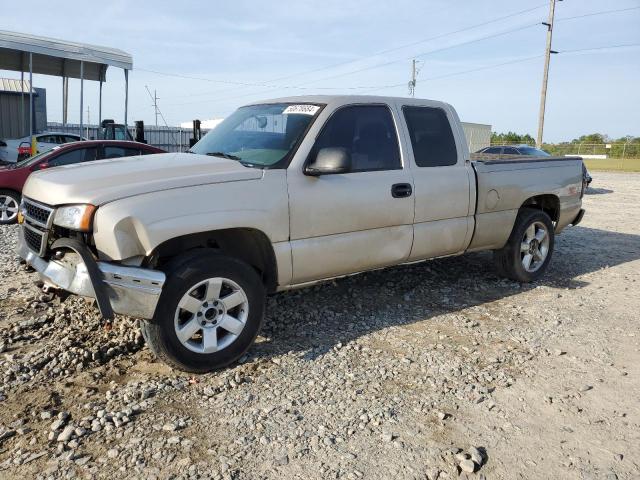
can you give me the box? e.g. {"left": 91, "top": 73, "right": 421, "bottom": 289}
{"left": 16, "top": 95, "right": 586, "bottom": 372}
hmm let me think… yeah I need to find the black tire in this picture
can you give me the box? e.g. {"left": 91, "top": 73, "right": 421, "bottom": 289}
{"left": 141, "top": 250, "right": 265, "bottom": 373}
{"left": 0, "top": 189, "right": 20, "bottom": 225}
{"left": 493, "top": 208, "right": 555, "bottom": 283}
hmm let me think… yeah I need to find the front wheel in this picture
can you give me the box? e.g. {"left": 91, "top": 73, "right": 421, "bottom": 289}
{"left": 0, "top": 190, "right": 20, "bottom": 225}
{"left": 493, "top": 208, "right": 555, "bottom": 282}
{"left": 141, "top": 251, "right": 265, "bottom": 373}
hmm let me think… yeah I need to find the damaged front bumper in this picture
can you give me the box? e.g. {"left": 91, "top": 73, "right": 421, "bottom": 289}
{"left": 17, "top": 228, "right": 165, "bottom": 320}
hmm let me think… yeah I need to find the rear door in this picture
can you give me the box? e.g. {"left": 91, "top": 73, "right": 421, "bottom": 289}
{"left": 287, "top": 104, "right": 415, "bottom": 283}
{"left": 398, "top": 103, "right": 474, "bottom": 261}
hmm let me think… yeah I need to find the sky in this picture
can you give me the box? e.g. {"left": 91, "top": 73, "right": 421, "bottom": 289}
{"left": 1, "top": 0, "right": 639, "bottom": 142}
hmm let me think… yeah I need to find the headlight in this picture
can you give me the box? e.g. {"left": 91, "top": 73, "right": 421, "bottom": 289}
{"left": 53, "top": 204, "right": 97, "bottom": 231}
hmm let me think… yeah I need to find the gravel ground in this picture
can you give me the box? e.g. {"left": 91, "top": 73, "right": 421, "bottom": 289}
{"left": 0, "top": 172, "right": 638, "bottom": 480}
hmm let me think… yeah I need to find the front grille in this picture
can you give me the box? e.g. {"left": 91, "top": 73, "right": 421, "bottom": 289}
{"left": 23, "top": 226, "right": 44, "bottom": 254}
{"left": 21, "top": 198, "right": 54, "bottom": 256}
{"left": 23, "top": 198, "right": 54, "bottom": 228}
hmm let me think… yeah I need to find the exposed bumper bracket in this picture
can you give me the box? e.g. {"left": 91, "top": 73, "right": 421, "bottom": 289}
{"left": 17, "top": 230, "right": 165, "bottom": 320}
{"left": 50, "top": 237, "right": 115, "bottom": 320}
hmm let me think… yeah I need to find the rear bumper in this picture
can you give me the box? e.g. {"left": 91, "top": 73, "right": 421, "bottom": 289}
{"left": 17, "top": 229, "right": 165, "bottom": 319}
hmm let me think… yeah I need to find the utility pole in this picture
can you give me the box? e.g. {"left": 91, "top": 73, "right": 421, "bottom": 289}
{"left": 537, "top": 0, "right": 560, "bottom": 148}
{"left": 154, "top": 89, "right": 159, "bottom": 127}
{"left": 145, "top": 85, "right": 160, "bottom": 126}
{"left": 408, "top": 59, "right": 422, "bottom": 98}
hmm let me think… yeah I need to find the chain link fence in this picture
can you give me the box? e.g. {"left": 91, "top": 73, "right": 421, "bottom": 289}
{"left": 46, "top": 123, "right": 210, "bottom": 153}
{"left": 488, "top": 141, "right": 640, "bottom": 171}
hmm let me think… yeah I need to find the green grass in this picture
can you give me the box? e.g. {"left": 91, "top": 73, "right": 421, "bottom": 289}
{"left": 583, "top": 158, "right": 640, "bottom": 172}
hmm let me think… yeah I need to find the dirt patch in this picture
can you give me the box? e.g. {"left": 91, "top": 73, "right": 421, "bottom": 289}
{"left": 0, "top": 172, "right": 638, "bottom": 479}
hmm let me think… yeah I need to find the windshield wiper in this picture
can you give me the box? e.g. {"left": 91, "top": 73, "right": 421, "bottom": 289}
{"left": 205, "top": 151, "right": 242, "bottom": 161}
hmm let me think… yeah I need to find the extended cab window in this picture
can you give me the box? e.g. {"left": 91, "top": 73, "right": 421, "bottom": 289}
{"left": 48, "top": 147, "right": 97, "bottom": 167}
{"left": 312, "top": 105, "right": 401, "bottom": 172}
{"left": 403, "top": 106, "right": 457, "bottom": 167}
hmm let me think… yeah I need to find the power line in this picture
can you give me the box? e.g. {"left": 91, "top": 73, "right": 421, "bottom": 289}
{"left": 556, "top": 5, "right": 640, "bottom": 22}
{"left": 144, "top": 86, "right": 179, "bottom": 145}
{"left": 144, "top": 3, "right": 549, "bottom": 100}
{"left": 560, "top": 42, "right": 640, "bottom": 54}
{"left": 162, "top": 22, "right": 541, "bottom": 107}
{"left": 161, "top": 41, "right": 638, "bottom": 109}
{"left": 298, "top": 23, "right": 540, "bottom": 86}
{"left": 250, "top": 3, "right": 548, "bottom": 84}
{"left": 137, "top": 3, "right": 638, "bottom": 110}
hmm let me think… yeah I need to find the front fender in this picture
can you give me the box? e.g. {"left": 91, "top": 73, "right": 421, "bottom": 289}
{"left": 92, "top": 171, "right": 289, "bottom": 261}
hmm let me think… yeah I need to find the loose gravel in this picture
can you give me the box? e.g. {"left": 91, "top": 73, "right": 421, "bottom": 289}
{"left": 0, "top": 172, "right": 638, "bottom": 479}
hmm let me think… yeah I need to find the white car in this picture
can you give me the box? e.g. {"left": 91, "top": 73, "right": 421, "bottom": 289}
{"left": 0, "top": 132, "right": 84, "bottom": 164}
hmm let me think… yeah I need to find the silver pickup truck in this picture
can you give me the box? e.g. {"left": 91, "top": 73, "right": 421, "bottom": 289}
{"left": 17, "top": 95, "right": 586, "bottom": 372}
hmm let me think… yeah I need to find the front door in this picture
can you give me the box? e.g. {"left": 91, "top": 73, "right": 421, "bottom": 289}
{"left": 287, "top": 104, "right": 415, "bottom": 284}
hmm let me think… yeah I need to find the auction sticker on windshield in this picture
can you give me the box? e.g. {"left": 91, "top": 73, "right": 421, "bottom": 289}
{"left": 282, "top": 105, "right": 320, "bottom": 115}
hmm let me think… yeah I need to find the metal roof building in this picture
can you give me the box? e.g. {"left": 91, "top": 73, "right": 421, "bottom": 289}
{"left": 0, "top": 30, "right": 133, "bottom": 139}
{"left": 0, "top": 78, "right": 46, "bottom": 139}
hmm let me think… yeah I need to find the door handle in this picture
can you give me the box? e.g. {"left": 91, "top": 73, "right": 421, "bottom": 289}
{"left": 391, "top": 183, "right": 412, "bottom": 198}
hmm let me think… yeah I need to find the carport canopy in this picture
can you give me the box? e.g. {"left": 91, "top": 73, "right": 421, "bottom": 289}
{"left": 0, "top": 30, "right": 133, "bottom": 139}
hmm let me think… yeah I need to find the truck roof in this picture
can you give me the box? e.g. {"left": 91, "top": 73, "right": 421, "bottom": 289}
{"left": 249, "top": 94, "right": 453, "bottom": 110}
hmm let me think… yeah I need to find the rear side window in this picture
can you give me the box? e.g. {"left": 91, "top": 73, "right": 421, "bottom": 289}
{"left": 37, "top": 135, "right": 57, "bottom": 144}
{"left": 483, "top": 147, "right": 502, "bottom": 154}
{"left": 312, "top": 105, "right": 401, "bottom": 172}
{"left": 403, "top": 106, "right": 457, "bottom": 167}
{"left": 103, "top": 146, "right": 141, "bottom": 159}
{"left": 49, "top": 147, "right": 97, "bottom": 167}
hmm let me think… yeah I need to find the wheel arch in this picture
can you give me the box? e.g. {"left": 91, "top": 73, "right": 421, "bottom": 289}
{"left": 0, "top": 188, "right": 21, "bottom": 199}
{"left": 520, "top": 194, "right": 560, "bottom": 223}
{"left": 149, "top": 228, "right": 278, "bottom": 293}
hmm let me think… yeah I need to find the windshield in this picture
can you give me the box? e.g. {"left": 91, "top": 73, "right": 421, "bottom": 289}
{"left": 190, "top": 103, "right": 322, "bottom": 167}
{"left": 13, "top": 147, "right": 59, "bottom": 168}
{"left": 518, "top": 146, "right": 550, "bottom": 156}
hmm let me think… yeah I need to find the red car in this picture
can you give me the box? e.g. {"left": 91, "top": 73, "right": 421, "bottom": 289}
{"left": 0, "top": 140, "right": 165, "bottom": 224}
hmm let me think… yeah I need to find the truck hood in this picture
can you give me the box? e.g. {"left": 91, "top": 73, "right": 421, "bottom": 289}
{"left": 22, "top": 152, "right": 263, "bottom": 206}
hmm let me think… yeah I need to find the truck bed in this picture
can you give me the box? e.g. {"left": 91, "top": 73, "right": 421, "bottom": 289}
{"left": 466, "top": 156, "right": 584, "bottom": 252}
{"left": 470, "top": 153, "right": 582, "bottom": 164}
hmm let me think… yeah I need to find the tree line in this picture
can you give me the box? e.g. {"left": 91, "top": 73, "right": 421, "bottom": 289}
{"left": 490, "top": 132, "right": 640, "bottom": 158}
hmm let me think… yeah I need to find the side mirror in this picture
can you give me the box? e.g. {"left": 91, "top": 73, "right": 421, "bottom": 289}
{"left": 304, "top": 147, "right": 351, "bottom": 176}
{"left": 32, "top": 162, "right": 49, "bottom": 171}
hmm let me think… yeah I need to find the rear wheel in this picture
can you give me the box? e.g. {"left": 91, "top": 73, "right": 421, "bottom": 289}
{"left": 0, "top": 190, "right": 19, "bottom": 225}
{"left": 141, "top": 251, "right": 265, "bottom": 373}
{"left": 493, "top": 208, "right": 555, "bottom": 282}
